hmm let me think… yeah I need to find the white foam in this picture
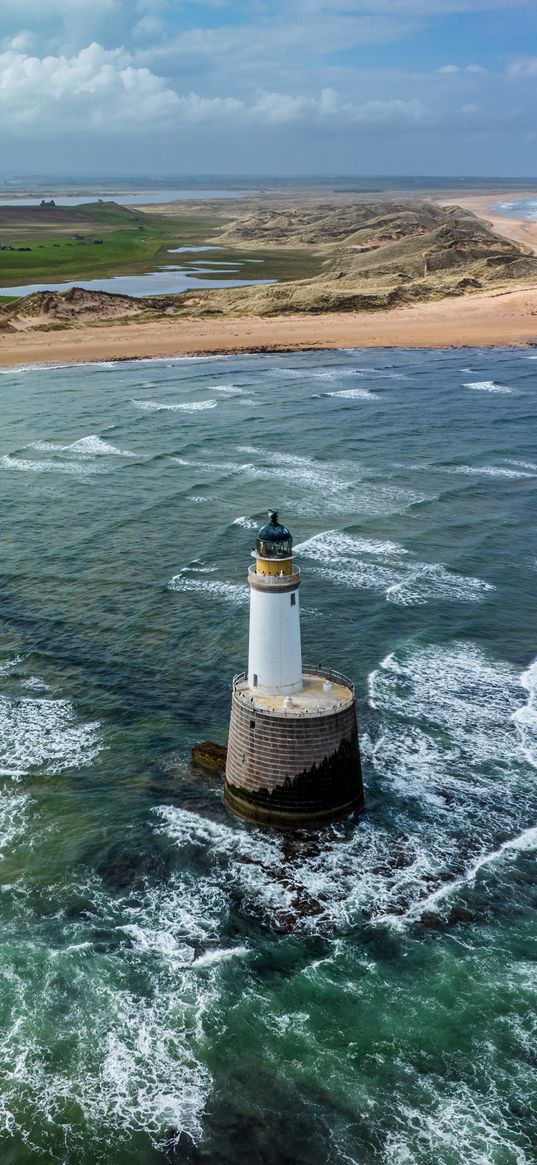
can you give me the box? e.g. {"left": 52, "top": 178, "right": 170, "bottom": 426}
{"left": 212, "top": 384, "right": 243, "bottom": 394}
{"left": 406, "top": 824, "right": 537, "bottom": 921}
{"left": 168, "top": 575, "right": 248, "bottom": 605}
{"left": 0, "top": 946, "right": 212, "bottom": 1150}
{"left": 0, "top": 791, "right": 29, "bottom": 857}
{"left": 504, "top": 458, "right": 537, "bottom": 472}
{"left": 464, "top": 380, "right": 513, "bottom": 393}
{"left": 230, "top": 447, "right": 427, "bottom": 516}
{"left": 0, "top": 656, "right": 23, "bottom": 677}
{"left": 384, "top": 1087, "right": 536, "bottom": 1165}
{"left": 0, "top": 455, "right": 104, "bottom": 476}
{"left": 132, "top": 399, "right": 217, "bottom": 412}
{"left": 325, "top": 387, "right": 378, "bottom": 399}
{"left": 193, "top": 946, "right": 249, "bottom": 967}
{"left": 296, "top": 531, "right": 408, "bottom": 562}
{"left": 20, "top": 677, "right": 50, "bottom": 692}
{"left": 232, "top": 516, "right": 258, "bottom": 529}
{"left": 0, "top": 692, "right": 102, "bottom": 779}
{"left": 29, "top": 436, "right": 134, "bottom": 457}
{"left": 444, "top": 464, "right": 536, "bottom": 479}
{"left": 513, "top": 657, "right": 537, "bottom": 769}
{"left": 386, "top": 562, "right": 493, "bottom": 606}
{"left": 297, "top": 530, "right": 492, "bottom": 605}
{"left": 181, "top": 562, "right": 217, "bottom": 574}
{"left": 0, "top": 363, "right": 59, "bottom": 375}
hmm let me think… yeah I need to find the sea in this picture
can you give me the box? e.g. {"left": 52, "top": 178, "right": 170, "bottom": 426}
{"left": 0, "top": 346, "right": 535, "bottom": 1164}
{"left": 495, "top": 197, "right": 537, "bottom": 221}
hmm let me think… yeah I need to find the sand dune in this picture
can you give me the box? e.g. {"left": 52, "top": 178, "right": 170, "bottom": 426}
{"left": 1, "top": 282, "right": 537, "bottom": 367}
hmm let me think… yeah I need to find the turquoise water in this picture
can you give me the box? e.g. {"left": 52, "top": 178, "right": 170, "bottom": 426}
{"left": 0, "top": 348, "right": 535, "bottom": 1164}
{"left": 494, "top": 197, "right": 537, "bottom": 220}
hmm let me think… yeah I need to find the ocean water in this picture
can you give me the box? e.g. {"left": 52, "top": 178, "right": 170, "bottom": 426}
{"left": 494, "top": 197, "right": 537, "bottom": 221}
{"left": 0, "top": 347, "right": 535, "bottom": 1164}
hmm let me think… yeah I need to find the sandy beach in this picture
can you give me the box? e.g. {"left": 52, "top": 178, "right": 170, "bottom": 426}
{"left": 444, "top": 191, "right": 537, "bottom": 255}
{"left": 1, "top": 283, "right": 537, "bottom": 367}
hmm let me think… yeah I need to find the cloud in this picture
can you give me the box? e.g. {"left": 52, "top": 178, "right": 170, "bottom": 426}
{"left": 0, "top": 46, "right": 425, "bottom": 137}
{"left": 439, "top": 63, "right": 487, "bottom": 73}
{"left": 0, "top": 43, "right": 181, "bottom": 133}
{"left": 508, "top": 56, "right": 537, "bottom": 76}
{"left": 249, "top": 88, "right": 423, "bottom": 124}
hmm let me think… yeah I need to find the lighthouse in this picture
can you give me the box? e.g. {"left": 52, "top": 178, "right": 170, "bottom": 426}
{"left": 225, "top": 511, "right": 364, "bottom": 826}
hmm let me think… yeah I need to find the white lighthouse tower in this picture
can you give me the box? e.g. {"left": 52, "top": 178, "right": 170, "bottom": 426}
{"left": 225, "top": 510, "right": 364, "bottom": 826}
{"left": 247, "top": 511, "right": 302, "bottom": 696}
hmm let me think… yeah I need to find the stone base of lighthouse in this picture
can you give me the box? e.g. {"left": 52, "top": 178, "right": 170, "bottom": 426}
{"left": 225, "top": 670, "right": 364, "bottom": 827}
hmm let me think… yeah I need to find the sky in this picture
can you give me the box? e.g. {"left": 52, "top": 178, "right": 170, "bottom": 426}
{"left": 1, "top": 0, "right": 537, "bottom": 177}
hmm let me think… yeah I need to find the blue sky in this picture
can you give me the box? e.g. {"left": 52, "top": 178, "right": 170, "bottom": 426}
{"left": 1, "top": 0, "right": 537, "bottom": 176}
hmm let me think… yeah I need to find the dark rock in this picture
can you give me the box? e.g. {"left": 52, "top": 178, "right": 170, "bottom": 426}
{"left": 192, "top": 740, "right": 227, "bottom": 775}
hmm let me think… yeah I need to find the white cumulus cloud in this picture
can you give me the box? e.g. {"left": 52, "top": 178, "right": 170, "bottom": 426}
{"left": 0, "top": 43, "right": 181, "bottom": 133}
{"left": 0, "top": 48, "right": 425, "bottom": 137}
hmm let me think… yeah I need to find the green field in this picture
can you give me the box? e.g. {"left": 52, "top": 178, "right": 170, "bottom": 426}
{"left": 0, "top": 202, "right": 320, "bottom": 291}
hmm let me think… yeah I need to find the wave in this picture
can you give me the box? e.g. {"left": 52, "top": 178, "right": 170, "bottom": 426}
{"left": 180, "top": 561, "right": 217, "bottom": 574}
{"left": 295, "top": 530, "right": 408, "bottom": 561}
{"left": 0, "top": 455, "right": 106, "bottom": 476}
{"left": 0, "top": 876, "right": 214, "bottom": 1152}
{"left": 325, "top": 387, "right": 378, "bottom": 399}
{"left": 0, "top": 363, "right": 59, "bottom": 375}
{"left": 444, "top": 464, "right": 536, "bottom": 479}
{"left": 463, "top": 380, "right": 513, "bottom": 393}
{"left": 227, "top": 447, "right": 428, "bottom": 515}
{"left": 0, "top": 790, "right": 30, "bottom": 857}
{"left": 504, "top": 458, "right": 537, "bottom": 472}
{"left": 296, "top": 529, "right": 493, "bottom": 606}
{"left": 0, "top": 655, "right": 24, "bottom": 676}
{"left": 513, "top": 656, "right": 537, "bottom": 769}
{"left": 168, "top": 574, "right": 248, "bottom": 605}
{"left": 405, "top": 823, "right": 537, "bottom": 922}
{"left": 0, "top": 687, "right": 102, "bottom": 780}
{"left": 29, "top": 436, "right": 134, "bottom": 457}
{"left": 232, "top": 516, "right": 259, "bottom": 529}
{"left": 132, "top": 399, "right": 217, "bottom": 412}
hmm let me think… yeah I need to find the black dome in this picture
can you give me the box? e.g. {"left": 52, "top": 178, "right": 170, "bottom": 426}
{"left": 257, "top": 510, "right": 292, "bottom": 543}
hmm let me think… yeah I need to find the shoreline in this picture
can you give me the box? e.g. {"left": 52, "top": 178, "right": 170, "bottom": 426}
{"left": 2, "top": 283, "right": 537, "bottom": 368}
{"left": 443, "top": 192, "right": 537, "bottom": 256}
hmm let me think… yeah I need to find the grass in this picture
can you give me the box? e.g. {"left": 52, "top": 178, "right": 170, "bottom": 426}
{"left": 0, "top": 201, "right": 321, "bottom": 291}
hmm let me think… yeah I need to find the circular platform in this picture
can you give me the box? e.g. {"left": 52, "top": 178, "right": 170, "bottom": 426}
{"left": 225, "top": 669, "right": 364, "bottom": 827}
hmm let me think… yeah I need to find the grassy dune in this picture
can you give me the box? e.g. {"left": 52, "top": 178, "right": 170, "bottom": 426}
{"left": 0, "top": 201, "right": 320, "bottom": 290}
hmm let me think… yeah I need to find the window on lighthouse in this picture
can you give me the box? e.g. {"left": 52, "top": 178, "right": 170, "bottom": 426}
{"left": 259, "top": 539, "right": 291, "bottom": 558}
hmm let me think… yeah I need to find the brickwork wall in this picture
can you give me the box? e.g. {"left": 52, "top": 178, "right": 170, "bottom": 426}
{"left": 225, "top": 692, "right": 364, "bottom": 822}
